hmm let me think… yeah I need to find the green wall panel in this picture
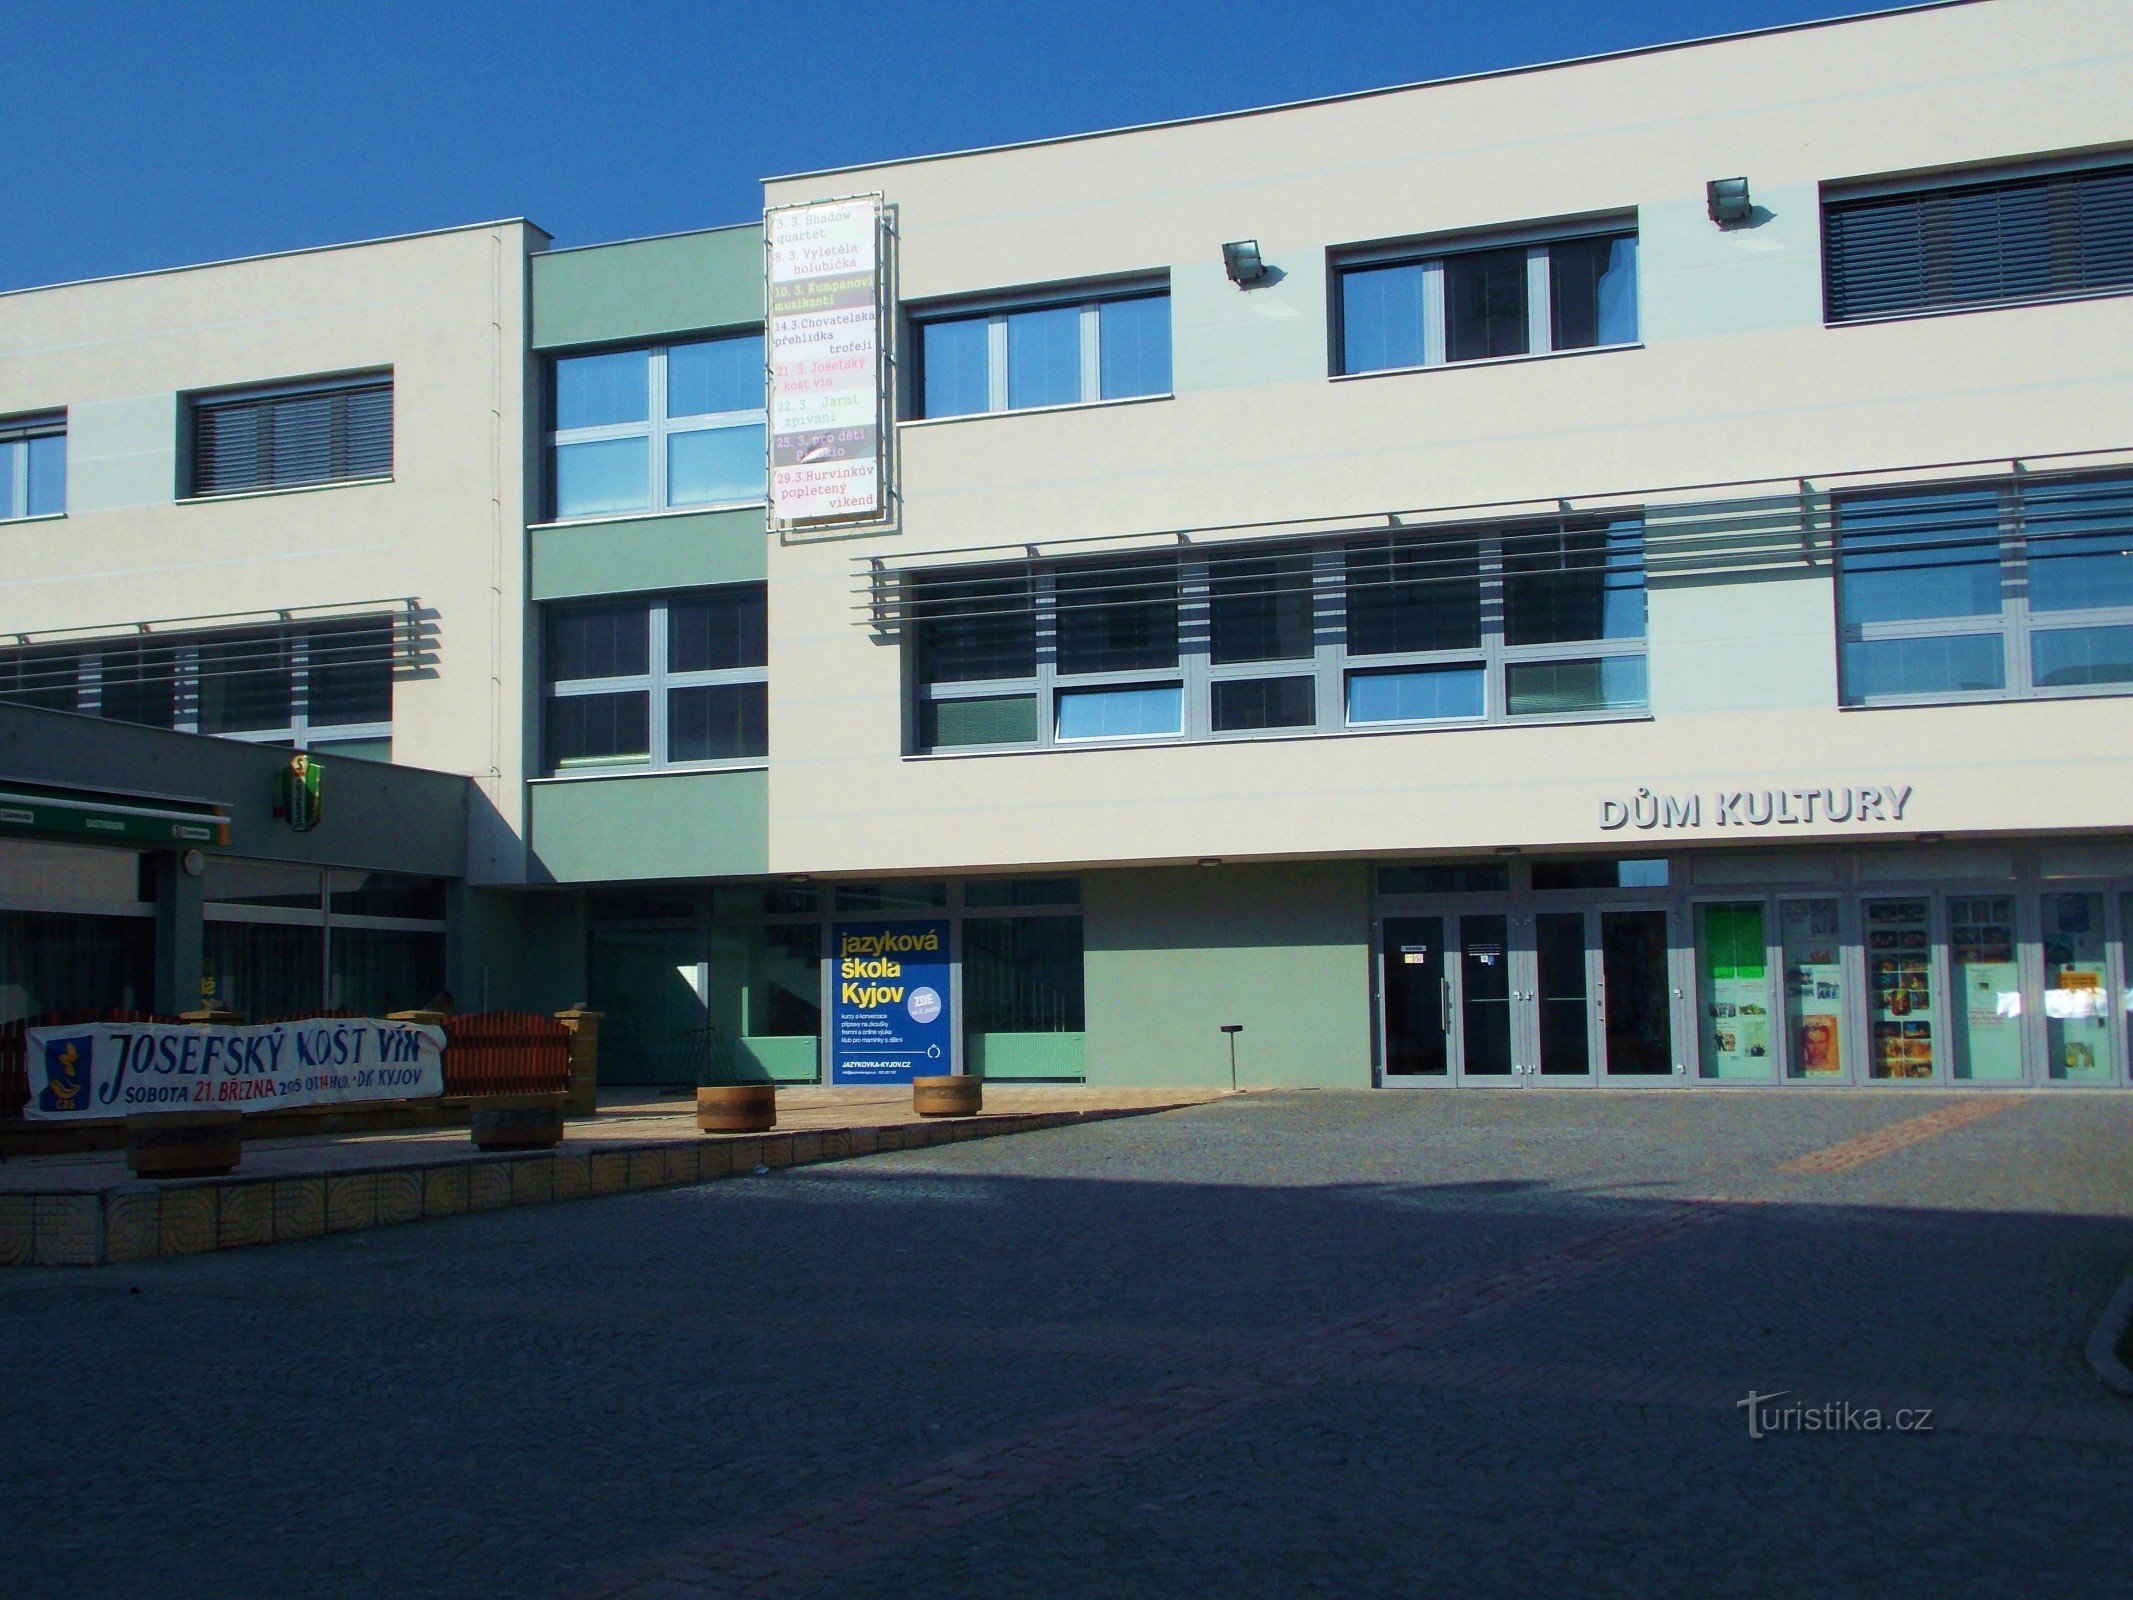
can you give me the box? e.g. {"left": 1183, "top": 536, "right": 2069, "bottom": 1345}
{"left": 1083, "top": 862, "right": 1371, "bottom": 1088}
{"left": 532, "top": 226, "right": 764, "bottom": 351}
{"left": 970, "top": 1031, "right": 1087, "bottom": 1080}
{"left": 530, "top": 507, "right": 768, "bottom": 600}
{"left": 528, "top": 768, "right": 768, "bottom": 883}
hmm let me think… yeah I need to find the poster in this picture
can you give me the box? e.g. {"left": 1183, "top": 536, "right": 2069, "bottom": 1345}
{"left": 1698, "top": 904, "right": 1770, "bottom": 1076}
{"left": 25, "top": 1017, "right": 445, "bottom": 1120}
{"left": 1866, "top": 899, "right": 1935, "bottom": 1078}
{"left": 766, "top": 197, "right": 884, "bottom": 525}
{"left": 1780, "top": 899, "right": 1843, "bottom": 1077}
{"left": 830, "top": 919, "right": 952, "bottom": 1084}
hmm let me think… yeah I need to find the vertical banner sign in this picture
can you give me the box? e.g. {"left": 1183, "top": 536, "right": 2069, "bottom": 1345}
{"left": 831, "top": 918, "right": 951, "bottom": 1084}
{"left": 766, "top": 197, "right": 885, "bottom": 526}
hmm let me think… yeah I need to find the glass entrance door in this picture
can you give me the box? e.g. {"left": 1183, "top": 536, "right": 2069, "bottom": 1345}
{"left": 1458, "top": 913, "right": 1516, "bottom": 1079}
{"left": 1600, "top": 909, "right": 1675, "bottom": 1077}
{"left": 1382, "top": 915, "right": 1449, "bottom": 1078}
{"left": 1533, "top": 911, "right": 1595, "bottom": 1079}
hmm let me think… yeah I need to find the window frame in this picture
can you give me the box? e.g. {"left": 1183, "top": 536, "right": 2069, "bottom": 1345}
{"left": 908, "top": 516, "right": 1649, "bottom": 756}
{"left": 905, "top": 278, "right": 1172, "bottom": 422}
{"left": 0, "top": 618, "right": 398, "bottom": 750}
{"left": 544, "top": 332, "right": 768, "bottom": 523}
{"left": 540, "top": 585, "right": 770, "bottom": 777}
{"left": 1835, "top": 471, "right": 2133, "bottom": 709}
{"left": 1330, "top": 216, "right": 1641, "bottom": 379}
{"left": 0, "top": 412, "right": 66, "bottom": 521}
{"left": 183, "top": 371, "right": 393, "bottom": 500}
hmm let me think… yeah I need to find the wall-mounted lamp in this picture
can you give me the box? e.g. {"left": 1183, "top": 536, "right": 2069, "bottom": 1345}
{"left": 1222, "top": 239, "right": 1269, "bottom": 286}
{"left": 1706, "top": 177, "right": 1753, "bottom": 227}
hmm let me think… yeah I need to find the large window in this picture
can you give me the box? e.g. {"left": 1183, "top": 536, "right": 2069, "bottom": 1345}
{"left": 1835, "top": 472, "right": 2133, "bottom": 705}
{"left": 1337, "top": 226, "right": 1638, "bottom": 375}
{"left": 0, "top": 413, "right": 65, "bottom": 520}
{"left": 542, "top": 584, "right": 768, "bottom": 772}
{"left": 547, "top": 334, "right": 766, "bottom": 520}
{"left": 909, "top": 516, "right": 1647, "bottom": 752}
{"left": 1825, "top": 159, "right": 2133, "bottom": 323}
{"left": 911, "top": 287, "right": 1170, "bottom": 419}
{"left": 0, "top": 617, "right": 398, "bottom": 755}
{"left": 188, "top": 374, "right": 391, "bottom": 497}
{"left": 202, "top": 860, "right": 446, "bottom": 1019}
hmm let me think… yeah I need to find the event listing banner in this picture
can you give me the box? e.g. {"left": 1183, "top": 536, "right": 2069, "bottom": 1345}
{"left": 25, "top": 1017, "right": 446, "bottom": 1120}
{"left": 766, "top": 197, "right": 884, "bottom": 524}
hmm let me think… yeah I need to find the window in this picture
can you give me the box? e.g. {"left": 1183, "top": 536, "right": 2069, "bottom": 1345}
{"left": 1337, "top": 227, "right": 1637, "bottom": 375}
{"left": 907, "top": 516, "right": 1647, "bottom": 752}
{"left": 542, "top": 585, "right": 768, "bottom": 773}
{"left": 911, "top": 287, "right": 1170, "bottom": 419}
{"left": 1825, "top": 159, "right": 2133, "bottom": 323}
{"left": 1835, "top": 472, "right": 2133, "bottom": 705}
{"left": 0, "top": 617, "right": 398, "bottom": 752}
{"left": 189, "top": 375, "right": 391, "bottom": 496}
{"left": 0, "top": 413, "right": 65, "bottom": 520}
{"left": 547, "top": 333, "right": 766, "bottom": 520}
{"left": 203, "top": 861, "right": 446, "bottom": 1019}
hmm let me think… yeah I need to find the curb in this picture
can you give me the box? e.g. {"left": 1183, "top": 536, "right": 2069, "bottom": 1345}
{"left": 2086, "top": 1262, "right": 2133, "bottom": 1398}
{"left": 0, "top": 1102, "right": 1197, "bottom": 1268}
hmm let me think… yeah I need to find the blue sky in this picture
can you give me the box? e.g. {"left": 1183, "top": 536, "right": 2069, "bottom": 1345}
{"left": 6, "top": 0, "right": 1884, "bottom": 291}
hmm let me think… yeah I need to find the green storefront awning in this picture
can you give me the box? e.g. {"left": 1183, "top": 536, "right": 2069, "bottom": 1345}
{"left": 0, "top": 781, "right": 229, "bottom": 847}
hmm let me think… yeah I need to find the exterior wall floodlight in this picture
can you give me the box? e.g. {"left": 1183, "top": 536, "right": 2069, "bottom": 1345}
{"left": 1222, "top": 240, "right": 1269, "bottom": 285}
{"left": 1706, "top": 177, "right": 1753, "bottom": 226}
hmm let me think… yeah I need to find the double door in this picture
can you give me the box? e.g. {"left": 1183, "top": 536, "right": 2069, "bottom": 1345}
{"left": 1381, "top": 907, "right": 1675, "bottom": 1084}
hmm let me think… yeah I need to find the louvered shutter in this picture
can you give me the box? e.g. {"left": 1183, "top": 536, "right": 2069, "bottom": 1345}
{"left": 191, "top": 377, "right": 393, "bottom": 495}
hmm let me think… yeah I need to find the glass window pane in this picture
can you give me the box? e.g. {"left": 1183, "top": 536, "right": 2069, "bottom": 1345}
{"left": 0, "top": 645, "right": 81, "bottom": 712}
{"left": 1346, "top": 538, "right": 1482, "bottom": 655}
{"left": 963, "top": 915, "right": 1085, "bottom": 1033}
{"left": 1210, "top": 676, "right": 1315, "bottom": 732}
{"left": 554, "top": 436, "right": 650, "bottom": 518}
{"left": 1098, "top": 295, "right": 1170, "bottom": 399}
{"left": 1696, "top": 902, "right": 1771, "bottom": 1080}
{"left": 1444, "top": 247, "right": 1529, "bottom": 362}
{"left": 1532, "top": 859, "right": 1668, "bottom": 890}
{"left": 1780, "top": 899, "right": 1845, "bottom": 1079}
{"left": 203, "top": 858, "right": 321, "bottom": 911}
{"left": 920, "top": 317, "right": 991, "bottom": 418}
{"left": 1950, "top": 894, "right": 2023, "bottom": 1081}
{"left": 668, "top": 683, "right": 767, "bottom": 762}
{"left": 1865, "top": 897, "right": 1937, "bottom": 1080}
{"left": 0, "top": 907, "right": 155, "bottom": 1021}
{"left": 1055, "top": 560, "right": 1178, "bottom": 674}
{"left": 921, "top": 694, "right": 1038, "bottom": 748}
{"left": 964, "top": 878, "right": 1079, "bottom": 908}
{"left": 547, "top": 691, "right": 650, "bottom": 767}
{"left": 1340, "top": 264, "right": 1425, "bottom": 374}
{"left": 1210, "top": 551, "right": 1314, "bottom": 663}
{"left": 555, "top": 349, "right": 650, "bottom": 430}
{"left": 2042, "top": 892, "right": 2112, "bottom": 1082}
{"left": 1345, "top": 665, "right": 1485, "bottom": 724}
{"left": 1550, "top": 235, "right": 1639, "bottom": 350}
{"left": 1377, "top": 863, "right": 1508, "bottom": 895}
{"left": 669, "top": 585, "right": 767, "bottom": 672}
{"left": 1504, "top": 520, "right": 1646, "bottom": 646}
{"left": 327, "top": 926, "right": 446, "bottom": 1015}
{"left": 2022, "top": 475, "right": 2133, "bottom": 613}
{"left": 1006, "top": 305, "right": 1082, "bottom": 410}
{"left": 328, "top": 871, "right": 447, "bottom": 920}
{"left": 27, "top": 434, "right": 65, "bottom": 516}
{"left": 98, "top": 643, "right": 181, "bottom": 729}
{"left": 307, "top": 619, "right": 395, "bottom": 727}
{"left": 667, "top": 424, "right": 765, "bottom": 507}
{"left": 197, "top": 630, "right": 291, "bottom": 734}
{"left": 546, "top": 602, "right": 649, "bottom": 682}
{"left": 667, "top": 335, "right": 764, "bottom": 418}
{"left": 203, "top": 921, "right": 324, "bottom": 1021}
{"left": 1055, "top": 684, "right": 1183, "bottom": 740}
{"left": 1504, "top": 656, "right": 1646, "bottom": 716}
{"left": 915, "top": 569, "right": 1035, "bottom": 684}
{"left": 1842, "top": 634, "right": 2004, "bottom": 700}
{"left": 2032, "top": 623, "right": 2133, "bottom": 689}
{"left": 0, "top": 439, "right": 17, "bottom": 519}
{"left": 834, "top": 882, "right": 948, "bottom": 912}
{"left": 1836, "top": 486, "right": 2004, "bottom": 624}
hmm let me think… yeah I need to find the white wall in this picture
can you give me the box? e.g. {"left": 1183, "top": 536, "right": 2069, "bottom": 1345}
{"left": 760, "top": 0, "right": 2133, "bottom": 875}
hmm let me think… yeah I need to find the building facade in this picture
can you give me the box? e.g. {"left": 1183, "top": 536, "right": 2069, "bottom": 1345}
{"left": 6, "top": 0, "right": 2133, "bottom": 1090}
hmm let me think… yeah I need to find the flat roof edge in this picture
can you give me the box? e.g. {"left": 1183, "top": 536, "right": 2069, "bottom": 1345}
{"left": 763, "top": 0, "right": 1982, "bottom": 187}
{"left": 536, "top": 219, "right": 763, "bottom": 259}
{"left": 0, "top": 217, "right": 553, "bottom": 302}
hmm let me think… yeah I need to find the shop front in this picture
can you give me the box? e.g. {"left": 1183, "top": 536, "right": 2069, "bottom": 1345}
{"left": 1374, "top": 844, "right": 2132, "bottom": 1088}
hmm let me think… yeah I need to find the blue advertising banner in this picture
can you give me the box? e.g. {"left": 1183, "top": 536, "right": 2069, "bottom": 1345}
{"left": 830, "top": 918, "right": 952, "bottom": 1084}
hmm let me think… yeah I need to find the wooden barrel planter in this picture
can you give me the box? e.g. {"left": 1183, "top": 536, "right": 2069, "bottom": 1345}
{"left": 126, "top": 1111, "right": 243, "bottom": 1178}
{"left": 697, "top": 1083, "right": 776, "bottom": 1133}
{"left": 912, "top": 1075, "right": 982, "bottom": 1118}
{"left": 469, "top": 1094, "right": 566, "bottom": 1151}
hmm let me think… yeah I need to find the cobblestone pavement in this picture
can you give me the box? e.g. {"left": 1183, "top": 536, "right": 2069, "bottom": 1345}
{"left": 6, "top": 1089, "right": 2132, "bottom": 1599}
